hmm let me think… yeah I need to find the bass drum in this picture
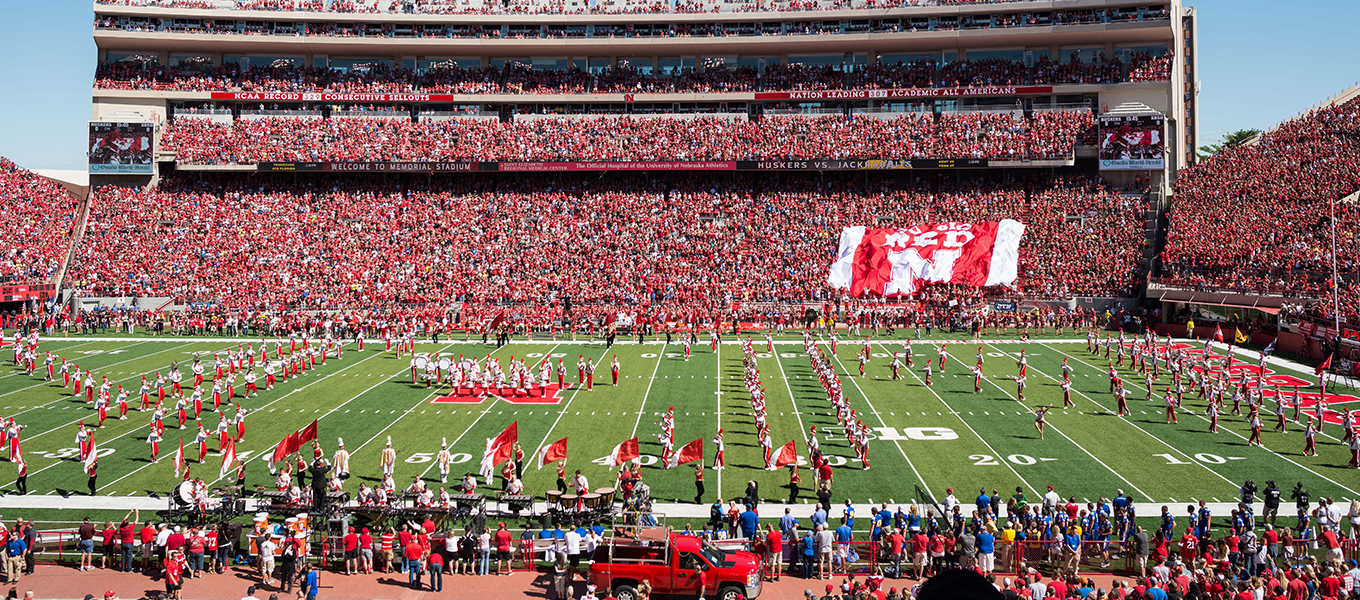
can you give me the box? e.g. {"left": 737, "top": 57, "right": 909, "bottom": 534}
{"left": 414, "top": 356, "right": 429, "bottom": 370}
{"left": 172, "top": 481, "right": 195, "bottom": 506}
{"left": 438, "top": 358, "right": 451, "bottom": 371}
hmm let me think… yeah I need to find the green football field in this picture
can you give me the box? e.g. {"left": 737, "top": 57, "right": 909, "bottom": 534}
{"left": 1, "top": 333, "right": 1357, "bottom": 511}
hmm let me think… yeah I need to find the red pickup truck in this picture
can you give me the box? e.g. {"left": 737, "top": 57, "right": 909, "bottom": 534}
{"left": 589, "top": 528, "right": 762, "bottom": 600}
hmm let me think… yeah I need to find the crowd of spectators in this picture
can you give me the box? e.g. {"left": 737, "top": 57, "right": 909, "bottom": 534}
{"left": 160, "top": 110, "right": 1094, "bottom": 163}
{"left": 92, "top": 55, "right": 1171, "bottom": 93}
{"left": 1164, "top": 96, "right": 1360, "bottom": 310}
{"left": 93, "top": 61, "right": 240, "bottom": 92}
{"left": 0, "top": 159, "right": 80, "bottom": 285}
{"left": 95, "top": 0, "right": 1171, "bottom": 18}
{"left": 67, "top": 171, "right": 1143, "bottom": 311}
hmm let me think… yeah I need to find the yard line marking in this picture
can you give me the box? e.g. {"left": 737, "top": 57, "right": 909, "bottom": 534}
{"left": 715, "top": 343, "right": 722, "bottom": 497}
{"left": 1025, "top": 343, "right": 1238, "bottom": 492}
{"left": 824, "top": 344, "right": 931, "bottom": 496}
{"left": 626, "top": 343, "right": 668, "bottom": 441}
{"left": 1048, "top": 342, "right": 1360, "bottom": 497}
{"left": 82, "top": 347, "right": 394, "bottom": 493}
{"left": 876, "top": 342, "right": 1035, "bottom": 497}
{"left": 979, "top": 343, "right": 1152, "bottom": 501}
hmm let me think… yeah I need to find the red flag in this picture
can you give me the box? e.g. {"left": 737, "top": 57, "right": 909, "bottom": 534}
{"left": 272, "top": 431, "right": 300, "bottom": 464}
{"left": 537, "top": 437, "right": 568, "bottom": 469}
{"left": 174, "top": 437, "right": 184, "bottom": 473}
{"left": 297, "top": 420, "right": 318, "bottom": 446}
{"left": 604, "top": 437, "right": 640, "bottom": 468}
{"left": 1316, "top": 354, "right": 1333, "bottom": 376}
{"left": 666, "top": 438, "right": 704, "bottom": 469}
{"left": 491, "top": 422, "right": 518, "bottom": 451}
{"left": 769, "top": 440, "right": 798, "bottom": 470}
{"left": 1213, "top": 325, "right": 1224, "bottom": 342}
{"left": 219, "top": 437, "right": 236, "bottom": 480}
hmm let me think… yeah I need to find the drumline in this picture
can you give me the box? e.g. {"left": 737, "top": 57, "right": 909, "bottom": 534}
{"left": 248, "top": 511, "right": 312, "bottom": 557}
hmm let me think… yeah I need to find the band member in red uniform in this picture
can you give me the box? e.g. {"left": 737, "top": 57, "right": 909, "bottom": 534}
{"left": 611, "top": 356, "right": 620, "bottom": 386}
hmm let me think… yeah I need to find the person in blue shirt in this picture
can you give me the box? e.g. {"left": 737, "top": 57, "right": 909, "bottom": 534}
{"left": 906, "top": 507, "right": 921, "bottom": 533}
{"left": 6, "top": 535, "right": 26, "bottom": 584}
{"left": 779, "top": 508, "right": 799, "bottom": 536}
{"left": 303, "top": 564, "right": 320, "bottom": 600}
{"left": 976, "top": 489, "right": 991, "bottom": 516}
{"left": 833, "top": 519, "right": 852, "bottom": 569}
{"left": 1063, "top": 528, "right": 1082, "bottom": 572}
{"left": 801, "top": 532, "right": 816, "bottom": 579}
{"left": 739, "top": 508, "right": 759, "bottom": 540}
{"left": 842, "top": 500, "right": 855, "bottom": 528}
{"left": 1159, "top": 506, "right": 1175, "bottom": 538}
{"left": 1113, "top": 490, "right": 1129, "bottom": 511}
{"left": 975, "top": 526, "right": 996, "bottom": 573}
{"left": 1196, "top": 502, "right": 1212, "bottom": 541}
{"left": 811, "top": 507, "right": 827, "bottom": 529}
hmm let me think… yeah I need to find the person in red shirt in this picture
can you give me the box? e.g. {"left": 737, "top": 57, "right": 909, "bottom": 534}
{"left": 1286, "top": 568, "right": 1309, "bottom": 600}
{"left": 138, "top": 522, "right": 156, "bottom": 572}
{"left": 343, "top": 527, "right": 359, "bottom": 575}
{"left": 493, "top": 522, "right": 514, "bottom": 576}
{"left": 359, "top": 528, "right": 374, "bottom": 574}
{"left": 1319, "top": 566, "right": 1342, "bottom": 600}
{"left": 403, "top": 540, "right": 424, "bottom": 590}
{"left": 100, "top": 522, "right": 116, "bottom": 570}
{"left": 164, "top": 550, "right": 184, "bottom": 600}
{"left": 884, "top": 527, "right": 904, "bottom": 580}
{"left": 117, "top": 517, "right": 136, "bottom": 573}
{"left": 1178, "top": 528, "right": 1198, "bottom": 564}
{"left": 909, "top": 530, "right": 929, "bottom": 579}
{"left": 764, "top": 524, "right": 782, "bottom": 582}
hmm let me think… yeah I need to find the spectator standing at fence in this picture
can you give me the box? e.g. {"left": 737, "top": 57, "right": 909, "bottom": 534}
{"left": 3, "top": 531, "right": 24, "bottom": 585}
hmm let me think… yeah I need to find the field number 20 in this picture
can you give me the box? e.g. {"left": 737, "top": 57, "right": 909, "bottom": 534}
{"left": 970, "top": 454, "right": 1043, "bottom": 466}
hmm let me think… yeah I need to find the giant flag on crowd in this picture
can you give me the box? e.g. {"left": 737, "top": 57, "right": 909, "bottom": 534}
{"left": 827, "top": 221, "right": 1025, "bottom": 297}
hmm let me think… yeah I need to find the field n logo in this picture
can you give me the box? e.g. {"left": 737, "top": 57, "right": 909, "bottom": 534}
{"left": 431, "top": 382, "right": 574, "bottom": 405}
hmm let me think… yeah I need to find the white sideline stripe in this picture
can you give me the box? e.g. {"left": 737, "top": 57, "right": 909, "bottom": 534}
{"left": 41, "top": 336, "right": 1094, "bottom": 345}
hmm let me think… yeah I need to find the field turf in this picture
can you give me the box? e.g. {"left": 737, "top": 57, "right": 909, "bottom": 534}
{"left": 0, "top": 333, "right": 1356, "bottom": 513}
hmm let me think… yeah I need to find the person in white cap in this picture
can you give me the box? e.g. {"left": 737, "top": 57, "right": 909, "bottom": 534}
{"left": 436, "top": 439, "right": 452, "bottom": 484}
{"left": 333, "top": 438, "right": 350, "bottom": 481}
{"left": 379, "top": 437, "right": 396, "bottom": 477}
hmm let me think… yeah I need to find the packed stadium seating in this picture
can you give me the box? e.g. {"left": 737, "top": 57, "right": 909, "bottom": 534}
{"left": 92, "top": 55, "right": 1172, "bottom": 93}
{"left": 0, "top": 159, "right": 79, "bottom": 285}
{"left": 66, "top": 173, "right": 1145, "bottom": 310}
{"left": 1163, "top": 96, "right": 1360, "bottom": 311}
{"left": 160, "top": 111, "right": 1094, "bottom": 163}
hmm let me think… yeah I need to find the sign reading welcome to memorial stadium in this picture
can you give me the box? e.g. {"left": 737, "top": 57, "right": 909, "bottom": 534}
{"left": 254, "top": 159, "right": 990, "bottom": 172}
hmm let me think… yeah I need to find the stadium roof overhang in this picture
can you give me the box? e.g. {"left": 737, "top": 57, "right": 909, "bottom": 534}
{"left": 93, "top": 22, "right": 1170, "bottom": 56}
{"left": 1154, "top": 290, "right": 1287, "bottom": 315}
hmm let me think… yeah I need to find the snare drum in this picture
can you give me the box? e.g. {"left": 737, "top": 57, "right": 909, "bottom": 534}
{"left": 559, "top": 494, "right": 578, "bottom": 511}
{"left": 581, "top": 493, "right": 602, "bottom": 509}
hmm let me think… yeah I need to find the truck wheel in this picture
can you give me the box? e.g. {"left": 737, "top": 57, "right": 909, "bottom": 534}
{"left": 719, "top": 585, "right": 745, "bottom": 600}
{"left": 612, "top": 585, "right": 638, "bottom": 600}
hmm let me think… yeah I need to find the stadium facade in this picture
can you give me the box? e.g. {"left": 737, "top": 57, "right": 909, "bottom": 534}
{"left": 90, "top": 0, "right": 1198, "bottom": 184}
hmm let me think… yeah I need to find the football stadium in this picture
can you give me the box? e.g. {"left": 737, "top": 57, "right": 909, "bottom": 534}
{"left": 0, "top": 0, "right": 1356, "bottom": 598}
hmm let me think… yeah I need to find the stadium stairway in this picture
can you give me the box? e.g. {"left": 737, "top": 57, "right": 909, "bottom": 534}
{"left": 49, "top": 184, "right": 94, "bottom": 297}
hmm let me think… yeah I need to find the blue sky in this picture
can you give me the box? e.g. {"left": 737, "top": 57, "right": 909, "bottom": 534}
{"left": 0, "top": 0, "right": 1355, "bottom": 170}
